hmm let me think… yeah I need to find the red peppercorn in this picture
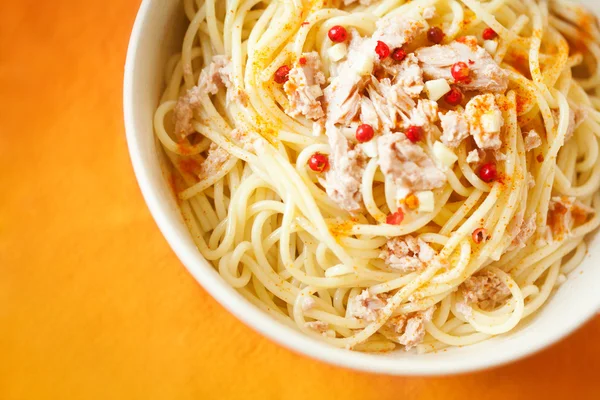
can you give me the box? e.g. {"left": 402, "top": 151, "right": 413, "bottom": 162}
{"left": 299, "top": 57, "right": 307, "bottom": 65}
{"left": 308, "top": 153, "right": 329, "bottom": 173}
{"left": 451, "top": 61, "right": 470, "bottom": 82}
{"left": 427, "top": 27, "right": 445, "bottom": 44}
{"left": 391, "top": 47, "right": 407, "bottom": 62}
{"left": 328, "top": 25, "right": 348, "bottom": 43}
{"left": 404, "top": 126, "right": 422, "bottom": 143}
{"left": 444, "top": 86, "right": 463, "bottom": 106}
{"left": 274, "top": 65, "right": 291, "bottom": 84}
{"left": 472, "top": 228, "right": 490, "bottom": 244}
{"left": 356, "top": 124, "right": 375, "bottom": 143}
{"left": 482, "top": 27, "right": 498, "bottom": 40}
{"left": 479, "top": 162, "right": 497, "bottom": 183}
{"left": 386, "top": 210, "right": 405, "bottom": 225}
{"left": 375, "top": 41, "right": 390, "bottom": 59}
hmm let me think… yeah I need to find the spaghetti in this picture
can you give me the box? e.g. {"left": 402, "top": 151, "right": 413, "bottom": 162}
{"left": 154, "top": 0, "right": 600, "bottom": 353}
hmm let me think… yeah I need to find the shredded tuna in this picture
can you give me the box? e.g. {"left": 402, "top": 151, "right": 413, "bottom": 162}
{"left": 324, "top": 30, "right": 372, "bottom": 125}
{"left": 439, "top": 110, "right": 470, "bottom": 148}
{"left": 199, "top": 55, "right": 233, "bottom": 95}
{"left": 455, "top": 302, "right": 473, "bottom": 318}
{"left": 197, "top": 55, "right": 247, "bottom": 106}
{"left": 173, "top": 86, "right": 203, "bottom": 137}
{"left": 384, "top": 54, "right": 424, "bottom": 98}
{"left": 524, "top": 129, "right": 542, "bottom": 151}
{"left": 461, "top": 270, "right": 510, "bottom": 310}
{"left": 367, "top": 77, "right": 415, "bottom": 132}
{"left": 407, "top": 99, "right": 439, "bottom": 133}
{"left": 415, "top": 37, "right": 509, "bottom": 93}
{"left": 465, "top": 94, "right": 504, "bottom": 150}
{"left": 384, "top": 315, "right": 407, "bottom": 335}
{"left": 552, "top": 107, "right": 587, "bottom": 142}
{"left": 568, "top": 107, "right": 586, "bottom": 141}
{"left": 548, "top": 196, "right": 595, "bottom": 240}
{"left": 322, "top": 124, "right": 366, "bottom": 212}
{"left": 335, "top": 90, "right": 362, "bottom": 126}
{"left": 373, "top": 14, "right": 429, "bottom": 50}
{"left": 360, "top": 96, "right": 380, "bottom": 129}
{"left": 466, "top": 149, "right": 483, "bottom": 164}
{"left": 377, "top": 134, "right": 446, "bottom": 191}
{"left": 494, "top": 150, "right": 507, "bottom": 161}
{"left": 304, "top": 321, "right": 335, "bottom": 337}
{"left": 231, "top": 128, "right": 264, "bottom": 153}
{"left": 383, "top": 307, "right": 435, "bottom": 350}
{"left": 380, "top": 236, "right": 437, "bottom": 273}
{"left": 198, "top": 143, "right": 232, "bottom": 179}
{"left": 284, "top": 52, "right": 326, "bottom": 120}
{"left": 508, "top": 213, "right": 537, "bottom": 251}
{"left": 573, "top": 107, "right": 587, "bottom": 129}
{"left": 312, "top": 119, "right": 325, "bottom": 137}
{"left": 348, "top": 289, "right": 389, "bottom": 322}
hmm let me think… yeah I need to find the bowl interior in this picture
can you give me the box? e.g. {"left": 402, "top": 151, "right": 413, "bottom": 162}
{"left": 124, "top": 0, "right": 600, "bottom": 375}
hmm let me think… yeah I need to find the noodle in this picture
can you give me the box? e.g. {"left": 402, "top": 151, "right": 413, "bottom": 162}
{"left": 154, "top": 0, "right": 600, "bottom": 353}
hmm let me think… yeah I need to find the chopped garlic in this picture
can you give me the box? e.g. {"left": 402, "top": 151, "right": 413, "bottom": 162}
{"left": 433, "top": 141, "right": 458, "bottom": 167}
{"left": 425, "top": 79, "right": 451, "bottom": 101}
{"left": 328, "top": 43, "right": 348, "bottom": 62}
{"left": 484, "top": 40, "right": 498, "bottom": 54}
{"left": 360, "top": 140, "right": 379, "bottom": 158}
{"left": 340, "top": 123, "right": 359, "bottom": 140}
{"left": 480, "top": 112, "right": 502, "bottom": 133}
{"left": 466, "top": 149, "right": 481, "bottom": 164}
{"left": 396, "top": 186, "right": 411, "bottom": 203}
{"left": 325, "top": 264, "right": 355, "bottom": 278}
{"left": 416, "top": 191, "right": 435, "bottom": 212}
{"left": 308, "top": 85, "right": 323, "bottom": 98}
{"left": 353, "top": 53, "right": 374, "bottom": 76}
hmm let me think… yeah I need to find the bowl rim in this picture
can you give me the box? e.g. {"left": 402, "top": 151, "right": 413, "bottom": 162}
{"left": 124, "top": 0, "right": 600, "bottom": 376}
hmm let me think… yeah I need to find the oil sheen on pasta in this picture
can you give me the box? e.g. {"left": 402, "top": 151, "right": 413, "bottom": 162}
{"left": 154, "top": 0, "right": 600, "bottom": 353}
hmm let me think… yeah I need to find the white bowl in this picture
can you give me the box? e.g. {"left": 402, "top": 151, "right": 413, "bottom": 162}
{"left": 124, "top": 0, "right": 600, "bottom": 375}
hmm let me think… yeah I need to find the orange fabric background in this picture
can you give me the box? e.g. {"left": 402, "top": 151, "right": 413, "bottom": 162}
{"left": 1, "top": 0, "right": 600, "bottom": 398}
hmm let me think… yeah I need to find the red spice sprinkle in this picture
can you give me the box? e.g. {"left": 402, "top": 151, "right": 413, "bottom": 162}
{"left": 427, "top": 27, "right": 445, "bottom": 44}
{"left": 479, "top": 162, "right": 497, "bottom": 183}
{"left": 274, "top": 65, "right": 291, "bottom": 84}
{"left": 391, "top": 47, "right": 407, "bottom": 62}
{"left": 356, "top": 124, "right": 375, "bottom": 143}
{"left": 537, "top": 154, "right": 545, "bottom": 163}
{"left": 299, "top": 57, "right": 307, "bottom": 65}
{"left": 482, "top": 27, "right": 498, "bottom": 40}
{"left": 375, "top": 41, "right": 390, "bottom": 59}
{"left": 472, "top": 228, "right": 490, "bottom": 244}
{"left": 386, "top": 210, "right": 405, "bottom": 225}
{"left": 404, "top": 126, "right": 422, "bottom": 143}
{"left": 301, "top": 21, "right": 309, "bottom": 26}
{"left": 444, "top": 86, "right": 463, "bottom": 106}
{"left": 328, "top": 25, "right": 348, "bottom": 43}
{"left": 451, "top": 62, "right": 470, "bottom": 82}
{"left": 468, "top": 59, "right": 475, "bottom": 65}
{"left": 308, "top": 153, "right": 329, "bottom": 173}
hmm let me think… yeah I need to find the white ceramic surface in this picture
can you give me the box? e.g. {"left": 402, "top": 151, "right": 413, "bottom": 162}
{"left": 124, "top": 0, "right": 600, "bottom": 375}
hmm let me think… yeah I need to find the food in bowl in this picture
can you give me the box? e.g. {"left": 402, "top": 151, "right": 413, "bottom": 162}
{"left": 152, "top": 0, "right": 600, "bottom": 353}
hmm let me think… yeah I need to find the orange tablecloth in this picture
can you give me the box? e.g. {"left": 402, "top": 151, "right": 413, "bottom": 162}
{"left": 1, "top": 1, "right": 599, "bottom": 398}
